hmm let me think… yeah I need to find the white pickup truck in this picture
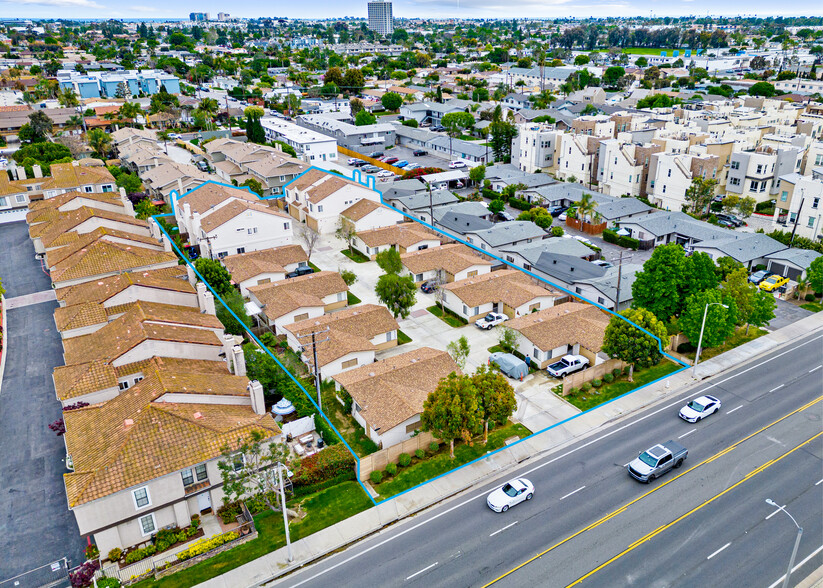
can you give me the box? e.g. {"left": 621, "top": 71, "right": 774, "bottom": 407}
{"left": 628, "top": 440, "right": 688, "bottom": 483}
{"left": 475, "top": 312, "right": 507, "bottom": 330}
{"left": 546, "top": 355, "right": 589, "bottom": 378}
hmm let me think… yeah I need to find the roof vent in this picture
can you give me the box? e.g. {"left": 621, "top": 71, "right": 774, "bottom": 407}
{"left": 124, "top": 419, "right": 134, "bottom": 427}
{"left": 193, "top": 411, "right": 203, "bottom": 419}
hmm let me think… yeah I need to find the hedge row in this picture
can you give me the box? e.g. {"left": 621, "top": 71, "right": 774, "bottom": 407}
{"left": 508, "top": 197, "right": 533, "bottom": 211}
{"left": 291, "top": 443, "right": 355, "bottom": 487}
{"left": 602, "top": 228, "right": 640, "bottom": 250}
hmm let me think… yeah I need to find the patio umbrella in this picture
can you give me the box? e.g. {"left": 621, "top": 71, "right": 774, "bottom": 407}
{"left": 271, "top": 398, "right": 296, "bottom": 416}
{"left": 615, "top": 228, "right": 630, "bottom": 236}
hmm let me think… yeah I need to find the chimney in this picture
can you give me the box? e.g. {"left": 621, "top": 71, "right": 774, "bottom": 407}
{"left": 248, "top": 380, "right": 265, "bottom": 415}
{"left": 186, "top": 262, "right": 197, "bottom": 286}
{"left": 16, "top": 166, "right": 26, "bottom": 181}
{"left": 223, "top": 334, "right": 236, "bottom": 371}
{"left": 147, "top": 216, "right": 162, "bottom": 241}
{"left": 32, "top": 165, "right": 43, "bottom": 178}
{"left": 196, "top": 281, "right": 208, "bottom": 311}
{"left": 203, "top": 290, "right": 216, "bottom": 315}
{"left": 232, "top": 345, "right": 246, "bottom": 377}
{"left": 177, "top": 177, "right": 184, "bottom": 195}
{"left": 120, "top": 187, "right": 135, "bottom": 216}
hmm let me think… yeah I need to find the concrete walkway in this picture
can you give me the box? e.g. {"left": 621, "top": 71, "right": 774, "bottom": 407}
{"left": 195, "top": 311, "right": 823, "bottom": 588}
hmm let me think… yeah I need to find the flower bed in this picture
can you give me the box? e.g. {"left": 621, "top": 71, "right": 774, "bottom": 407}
{"left": 176, "top": 531, "right": 239, "bottom": 562}
{"left": 120, "top": 517, "right": 203, "bottom": 566}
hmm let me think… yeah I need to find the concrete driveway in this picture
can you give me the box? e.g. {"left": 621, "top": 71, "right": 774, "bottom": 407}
{"left": 0, "top": 222, "right": 86, "bottom": 580}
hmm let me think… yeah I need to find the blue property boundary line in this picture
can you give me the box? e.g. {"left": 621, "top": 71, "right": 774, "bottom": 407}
{"left": 158, "top": 164, "right": 689, "bottom": 507}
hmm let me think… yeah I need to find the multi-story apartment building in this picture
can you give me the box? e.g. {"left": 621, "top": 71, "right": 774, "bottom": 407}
{"left": 646, "top": 152, "right": 721, "bottom": 211}
{"left": 512, "top": 124, "right": 561, "bottom": 173}
{"left": 597, "top": 140, "right": 663, "bottom": 198}
{"left": 57, "top": 69, "right": 181, "bottom": 99}
{"left": 773, "top": 174, "right": 823, "bottom": 242}
{"left": 571, "top": 115, "right": 616, "bottom": 138}
{"left": 726, "top": 146, "right": 802, "bottom": 203}
{"left": 555, "top": 134, "right": 600, "bottom": 186}
{"left": 367, "top": 0, "right": 394, "bottom": 36}
{"left": 260, "top": 117, "right": 338, "bottom": 166}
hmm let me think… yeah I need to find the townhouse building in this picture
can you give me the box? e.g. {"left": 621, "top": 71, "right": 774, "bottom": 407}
{"left": 773, "top": 174, "right": 823, "bottom": 242}
{"left": 260, "top": 117, "right": 339, "bottom": 165}
{"left": 284, "top": 168, "right": 380, "bottom": 233}
{"left": 726, "top": 146, "right": 802, "bottom": 203}
{"left": 220, "top": 245, "right": 308, "bottom": 296}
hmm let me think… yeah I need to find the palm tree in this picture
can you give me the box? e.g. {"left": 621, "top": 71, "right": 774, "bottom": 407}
{"left": 87, "top": 129, "right": 112, "bottom": 159}
{"left": 198, "top": 97, "right": 219, "bottom": 130}
{"left": 57, "top": 87, "right": 80, "bottom": 108}
{"left": 575, "top": 193, "right": 601, "bottom": 225}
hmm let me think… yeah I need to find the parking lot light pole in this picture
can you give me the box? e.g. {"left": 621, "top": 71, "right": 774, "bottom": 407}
{"left": 765, "top": 499, "right": 803, "bottom": 588}
{"left": 692, "top": 302, "right": 728, "bottom": 378}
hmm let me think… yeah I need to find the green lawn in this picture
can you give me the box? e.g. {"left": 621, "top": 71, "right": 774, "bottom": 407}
{"left": 340, "top": 248, "right": 370, "bottom": 263}
{"left": 308, "top": 261, "right": 321, "bottom": 272}
{"left": 427, "top": 305, "right": 468, "bottom": 328}
{"left": 397, "top": 329, "right": 412, "bottom": 345}
{"left": 347, "top": 291, "right": 362, "bottom": 305}
{"left": 133, "top": 482, "right": 372, "bottom": 588}
{"left": 801, "top": 302, "right": 823, "bottom": 313}
{"left": 372, "top": 422, "right": 531, "bottom": 499}
{"left": 562, "top": 361, "right": 682, "bottom": 412}
{"left": 321, "top": 399, "right": 380, "bottom": 458}
{"left": 682, "top": 326, "right": 768, "bottom": 362}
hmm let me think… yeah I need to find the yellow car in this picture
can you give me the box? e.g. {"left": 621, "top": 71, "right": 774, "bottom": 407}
{"left": 759, "top": 274, "right": 789, "bottom": 292}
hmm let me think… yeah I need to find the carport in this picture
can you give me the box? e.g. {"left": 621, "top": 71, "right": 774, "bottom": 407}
{"left": 421, "top": 170, "right": 468, "bottom": 189}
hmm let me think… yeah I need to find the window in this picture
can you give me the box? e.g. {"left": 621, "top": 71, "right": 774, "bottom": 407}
{"left": 317, "top": 205, "right": 324, "bottom": 213}
{"left": 341, "top": 358, "right": 358, "bottom": 369}
{"left": 463, "top": 304, "right": 468, "bottom": 316}
{"left": 750, "top": 181, "right": 759, "bottom": 192}
{"left": 813, "top": 198, "right": 820, "bottom": 210}
{"left": 139, "top": 513, "right": 156, "bottom": 536}
{"left": 756, "top": 164, "right": 764, "bottom": 174}
{"left": 102, "top": 185, "right": 113, "bottom": 193}
{"left": 729, "top": 177, "right": 740, "bottom": 186}
{"left": 415, "top": 273, "right": 423, "bottom": 282}
{"left": 0, "top": 197, "right": 7, "bottom": 207}
{"left": 217, "top": 251, "right": 227, "bottom": 259}
{"left": 133, "top": 487, "right": 150, "bottom": 509}
{"left": 337, "top": 292, "right": 345, "bottom": 301}
{"left": 473, "top": 306, "right": 479, "bottom": 316}
{"left": 781, "top": 191, "right": 789, "bottom": 202}
{"left": 575, "top": 287, "right": 582, "bottom": 294}
{"left": 84, "top": 186, "right": 93, "bottom": 193}
{"left": 662, "top": 185, "right": 666, "bottom": 193}
{"left": 815, "top": 154, "right": 823, "bottom": 166}
{"left": 232, "top": 454, "right": 245, "bottom": 472}
{"left": 247, "top": 228, "right": 258, "bottom": 235}
{"left": 808, "top": 217, "right": 816, "bottom": 228}
{"left": 667, "top": 169, "right": 671, "bottom": 177}
{"left": 15, "top": 195, "right": 27, "bottom": 204}
{"left": 118, "top": 380, "right": 130, "bottom": 391}
{"left": 293, "top": 312, "right": 309, "bottom": 321}
{"left": 731, "top": 161, "right": 740, "bottom": 170}
{"left": 533, "top": 348, "right": 541, "bottom": 360}
{"left": 284, "top": 222, "right": 290, "bottom": 230}
{"left": 405, "top": 419, "right": 421, "bottom": 434}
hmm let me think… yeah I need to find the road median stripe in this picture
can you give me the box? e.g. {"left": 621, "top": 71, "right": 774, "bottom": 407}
{"left": 566, "top": 430, "right": 823, "bottom": 587}
{"left": 481, "top": 395, "right": 822, "bottom": 588}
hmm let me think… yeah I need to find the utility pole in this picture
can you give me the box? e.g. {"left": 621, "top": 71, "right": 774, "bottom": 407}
{"left": 427, "top": 181, "right": 434, "bottom": 226}
{"left": 611, "top": 250, "right": 632, "bottom": 312}
{"left": 297, "top": 327, "right": 330, "bottom": 408}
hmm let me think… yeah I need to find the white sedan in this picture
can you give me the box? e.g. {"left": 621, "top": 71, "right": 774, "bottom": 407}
{"left": 487, "top": 478, "right": 534, "bottom": 512}
{"left": 377, "top": 170, "right": 395, "bottom": 179}
{"left": 679, "top": 395, "right": 721, "bottom": 423}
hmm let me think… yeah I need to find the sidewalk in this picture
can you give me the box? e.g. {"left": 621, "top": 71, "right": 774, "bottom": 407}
{"left": 197, "top": 311, "right": 823, "bottom": 588}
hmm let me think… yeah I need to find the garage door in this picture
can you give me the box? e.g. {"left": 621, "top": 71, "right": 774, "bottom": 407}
{"left": 0, "top": 208, "right": 28, "bottom": 224}
{"left": 768, "top": 261, "right": 802, "bottom": 281}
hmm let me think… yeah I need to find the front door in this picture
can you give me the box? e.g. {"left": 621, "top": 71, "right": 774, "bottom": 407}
{"left": 197, "top": 491, "right": 212, "bottom": 514}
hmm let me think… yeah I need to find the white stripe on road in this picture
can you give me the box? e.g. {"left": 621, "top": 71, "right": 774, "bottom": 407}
{"left": 678, "top": 429, "right": 697, "bottom": 439}
{"left": 405, "top": 562, "right": 438, "bottom": 581}
{"left": 768, "top": 544, "right": 823, "bottom": 588}
{"left": 769, "top": 385, "right": 784, "bottom": 393}
{"left": 707, "top": 543, "right": 731, "bottom": 559}
{"left": 283, "top": 335, "right": 823, "bottom": 588}
{"left": 727, "top": 405, "right": 744, "bottom": 414}
{"left": 809, "top": 365, "right": 821, "bottom": 373}
{"left": 815, "top": 479, "right": 823, "bottom": 486}
{"left": 490, "top": 521, "right": 518, "bottom": 537}
{"left": 765, "top": 505, "right": 786, "bottom": 520}
{"left": 560, "top": 486, "right": 586, "bottom": 501}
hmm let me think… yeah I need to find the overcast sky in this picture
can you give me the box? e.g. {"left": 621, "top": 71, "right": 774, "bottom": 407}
{"left": 1, "top": 0, "right": 822, "bottom": 22}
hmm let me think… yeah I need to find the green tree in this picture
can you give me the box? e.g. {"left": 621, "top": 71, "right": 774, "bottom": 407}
{"left": 381, "top": 92, "right": 403, "bottom": 111}
{"left": 468, "top": 164, "right": 486, "bottom": 185}
{"left": 472, "top": 364, "right": 516, "bottom": 442}
{"left": 118, "top": 101, "right": 142, "bottom": 126}
{"left": 349, "top": 98, "right": 365, "bottom": 117}
{"left": 808, "top": 256, "right": 823, "bottom": 293}
{"left": 679, "top": 289, "right": 739, "bottom": 349}
{"left": 720, "top": 267, "right": 775, "bottom": 333}
{"left": 335, "top": 218, "right": 358, "bottom": 254}
{"left": 21, "top": 111, "right": 53, "bottom": 142}
{"left": 86, "top": 128, "right": 111, "bottom": 159}
{"left": 217, "top": 289, "right": 254, "bottom": 335}
{"left": 375, "top": 248, "right": 403, "bottom": 274}
{"left": 602, "top": 308, "right": 669, "bottom": 374}
{"left": 736, "top": 196, "right": 756, "bottom": 219}
{"left": 324, "top": 66, "right": 344, "bottom": 87}
{"left": 194, "top": 258, "right": 234, "bottom": 296}
{"left": 517, "top": 207, "right": 553, "bottom": 229}
{"left": 340, "top": 269, "right": 357, "bottom": 286}
{"left": 685, "top": 177, "right": 718, "bottom": 215}
{"left": 342, "top": 68, "right": 365, "bottom": 93}
{"left": 489, "top": 199, "right": 505, "bottom": 214}
{"left": 375, "top": 273, "right": 417, "bottom": 319}
{"left": 683, "top": 252, "right": 719, "bottom": 300}
{"left": 635, "top": 56, "right": 648, "bottom": 67}
{"left": 749, "top": 81, "right": 776, "bottom": 97}
{"left": 715, "top": 256, "right": 744, "bottom": 281}
{"left": 57, "top": 87, "right": 79, "bottom": 108}
{"left": 574, "top": 192, "right": 600, "bottom": 224}
{"left": 574, "top": 54, "right": 590, "bottom": 66}
{"left": 631, "top": 243, "right": 687, "bottom": 321}
{"left": 241, "top": 178, "right": 264, "bottom": 197}
{"left": 446, "top": 335, "right": 471, "bottom": 371}
{"left": 116, "top": 172, "right": 142, "bottom": 194}
{"left": 497, "top": 326, "right": 518, "bottom": 353}
{"left": 134, "top": 198, "right": 158, "bottom": 220}
{"left": 421, "top": 372, "right": 481, "bottom": 459}
{"left": 355, "top": 110, "right": 376, "bottom": 126}
{"left": 603, "top": 66, "right": 626, "bottom": 87}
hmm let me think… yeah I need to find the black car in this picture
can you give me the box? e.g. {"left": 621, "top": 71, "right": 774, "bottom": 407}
{"left": 431, "top": 125, "right": 446, "bottom": 132}
{"left": 350, "top": 160, "right": 368, "bottom": 167}
{"left": 421, "top": 280, "right": 437, "bottom": 293}
{"left": 413, "top": 149, "right": 428, "bottom": 156}
{"left": 716, "top": 213, "right": 744, "bottom": 227}
{"left": 548, "top": 205, "right": 568, "bottom": 217}
{"left": 368, "top": 151, "right": 384, "bottom": 158}
{"left": 286, "top": 266, "right": 314, "bottom": 279}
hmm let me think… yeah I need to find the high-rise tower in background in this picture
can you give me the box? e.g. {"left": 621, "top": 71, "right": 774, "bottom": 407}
{"left": 367, "top": 0, "right": 394, "bottom": 36}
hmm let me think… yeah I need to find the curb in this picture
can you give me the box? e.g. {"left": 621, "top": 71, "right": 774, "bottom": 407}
{"left": 0, "top": 294, "right": 7, "bottom": 394}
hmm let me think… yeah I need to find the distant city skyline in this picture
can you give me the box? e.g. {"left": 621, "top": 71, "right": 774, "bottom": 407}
{"left": 1, "top": 0, "right": 822, "bottom": 21}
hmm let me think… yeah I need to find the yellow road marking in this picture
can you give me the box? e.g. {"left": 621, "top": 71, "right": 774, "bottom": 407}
{"left": 481, "top": 395, "right": 822, "bottom": 588}
{"left": 567, "top": 430, "right": 823, "bottom": 587}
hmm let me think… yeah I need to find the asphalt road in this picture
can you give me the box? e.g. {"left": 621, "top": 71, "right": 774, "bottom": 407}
{"left": 273, "top": 330, "right": 823, "bottom": 588}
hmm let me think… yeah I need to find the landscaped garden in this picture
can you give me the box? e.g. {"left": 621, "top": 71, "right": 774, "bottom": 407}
{"left": 370, "top": 421, "right": 531, "bottom": 500}
{"left": 340, "top": 248, "right": 369, "bottom": 263}
{"left": 680, "top": 326, "right": 768, "bottom": 363}
{"left": 427, "top": 304, "right": 468, "bottom": 327}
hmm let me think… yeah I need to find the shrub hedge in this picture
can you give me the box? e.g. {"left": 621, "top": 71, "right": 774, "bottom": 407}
{"left": 398, "top": 453, "right": 411, "bottom": 467}
{"left": 292, "top": 444, "right": 355, "bottom": 487}
{"left": 602, "top": 228, "right": 640, "bottom": 250}
{"left": 385, "top": 463, "right": 397, "bottom": 476}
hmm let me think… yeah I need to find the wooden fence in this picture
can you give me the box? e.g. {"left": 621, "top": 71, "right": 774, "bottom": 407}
{"left": 358, "top": 431, "right": 436, "bottom": 480}
{"left": 565, "top": 217, "right": 607, "bottom": 235}
{"left": 338, "top": 146, "right": 404, "bottom": 175}
{"left": 562, "top": 358, "right": 627, "bottom": 395}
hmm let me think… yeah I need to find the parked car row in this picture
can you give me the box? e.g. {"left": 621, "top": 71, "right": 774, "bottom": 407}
{"left": 348, "top": 153, "right": 424, "bottom": 173}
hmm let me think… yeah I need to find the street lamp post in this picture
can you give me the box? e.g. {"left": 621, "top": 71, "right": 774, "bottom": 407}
{"left": 692, "top": 302, "right": 728, "bottom": 378}
{"left": 765, "top": 499, "right": 803, "bottom": 588}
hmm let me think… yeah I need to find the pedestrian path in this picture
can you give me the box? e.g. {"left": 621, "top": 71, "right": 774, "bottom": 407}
{"left": 3, "top": 289, "right": 56, "bottom": 309}
{"left": 196, "top": 312, "right": 823, "bottom": 588}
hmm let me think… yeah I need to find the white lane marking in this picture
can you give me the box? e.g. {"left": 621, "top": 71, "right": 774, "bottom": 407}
{"left": 489, "top": 521, "right": 518, "bottom": 537}
{"left": 809, "top": 365, "right": 821, "bottom": 373}
{"left": 727, "top": 405, "right": 744, "bottom": 414}
{"left": 815, "top": 479, "right": 823, "bottom": 486}
{"left": 770, "top": 385, "right": 784, "bottom": 393}
{"left": 678, "top": 429, "right": 697, "bottom": 439}
{"left": 707, "top": 542, "right": 731, "bottom": 560}
{"left": 284, "top": 334, "right": 823, "bottom": 588}
{"left": 560, "top": 486, "right": 586, "bottom": 501}
{"left": 765, "top": 505, "right": 785, "bottom": 520}
{"left": 768, "top": 544, "right": 823, "bottom": 588}
{"left": 405, "top": 562, "right": 438, "bottom": 581}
